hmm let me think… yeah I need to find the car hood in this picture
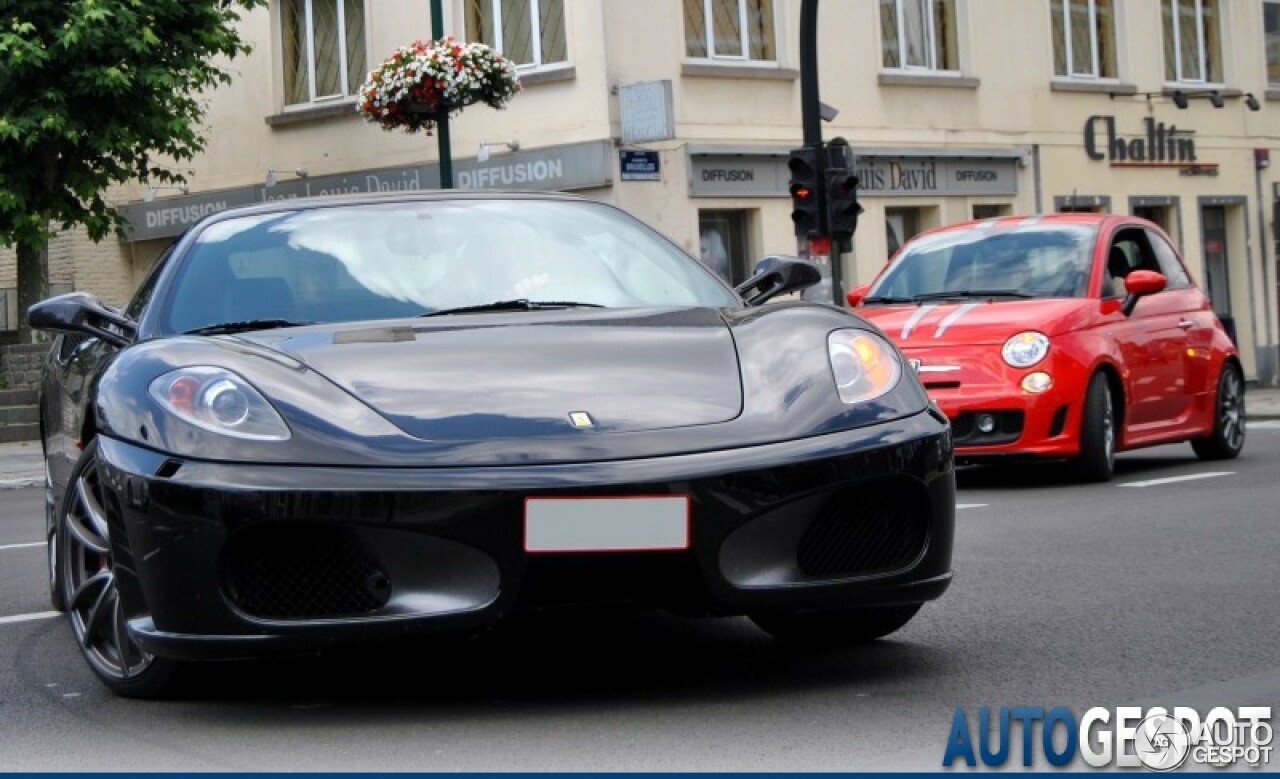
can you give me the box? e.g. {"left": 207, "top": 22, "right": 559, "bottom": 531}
{"left": 856, "top": 298, "right": 1092, "bottom": 345}
{"left": 234, "top": 307, "right": 743, "bottom": 440}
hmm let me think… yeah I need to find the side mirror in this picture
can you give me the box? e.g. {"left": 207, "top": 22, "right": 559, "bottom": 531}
{"left": 27, "top": 292, "right": 136, "bottom": 348}
{"left": 846, "top": 284, "right": 871, "bottom": 307}
{"left": 734, "top": 256, "right": 822, "bottom": 306}
{"left": 1120, "top": 270, "right": 1166, "bottom": 316}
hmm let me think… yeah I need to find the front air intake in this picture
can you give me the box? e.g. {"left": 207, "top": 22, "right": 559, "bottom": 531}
{"left": 222, "top": 524, "right": 391, "bottom": 620}
{"left": 796, "top": 482, "right": 930, "bottom": 579}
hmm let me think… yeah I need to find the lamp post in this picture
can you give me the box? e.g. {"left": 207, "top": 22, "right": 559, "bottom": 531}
{"left": 430, "top": 0, "right": 454, "bottom": 189}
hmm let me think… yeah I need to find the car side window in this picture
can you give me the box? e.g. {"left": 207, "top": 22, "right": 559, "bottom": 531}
{"left": 125, "top": 244, "right": 175, "bottom": 321}
{"left": 1103, "top": 229, "right": 1160, "bottom": 298}
{"left": 1146, "top": 230, "right": 1192, "bottom": 289}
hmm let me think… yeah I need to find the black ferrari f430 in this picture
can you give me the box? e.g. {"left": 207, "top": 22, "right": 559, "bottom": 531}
{"left": 29, "top": 192, "right": 954, "bottom": 697}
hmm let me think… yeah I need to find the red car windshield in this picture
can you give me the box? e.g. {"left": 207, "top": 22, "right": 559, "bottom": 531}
{"left": 866, "top": 223, "right": 1098, "bottom": 303}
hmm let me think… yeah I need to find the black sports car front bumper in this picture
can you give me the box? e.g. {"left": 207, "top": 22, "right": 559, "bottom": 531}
{"left": 94, "top": 409, "right": 955, "bottom": 661}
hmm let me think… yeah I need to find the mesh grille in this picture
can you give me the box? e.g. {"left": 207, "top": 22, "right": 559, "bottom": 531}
{"left": 796, "top": 483, "right": 930, "bottom": 579}
{"left": 222, "top": 524, "right": 391, "bottom": 620}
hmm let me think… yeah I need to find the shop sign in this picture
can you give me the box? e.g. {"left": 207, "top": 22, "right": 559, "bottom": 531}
{"left": 688, "top": 153, "right": 1017, "bottom": 197}
{"left": 117, "top": 140, "right": 614, "bottom": 242}
{"left": 1083, "top": 116, "right": 1198, "bottom": 166}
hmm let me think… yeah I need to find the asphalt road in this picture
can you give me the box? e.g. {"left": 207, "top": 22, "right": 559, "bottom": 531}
{"left": 2, "top": 428, "right": 1279, "bottom": 771}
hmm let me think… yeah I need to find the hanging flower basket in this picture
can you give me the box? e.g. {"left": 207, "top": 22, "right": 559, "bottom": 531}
{"left": 357, "top": 37, "right": 521, "bottom": 134}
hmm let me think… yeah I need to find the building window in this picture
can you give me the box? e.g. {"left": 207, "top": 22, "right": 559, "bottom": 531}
{"left": 972, "top": 204, "right": 1011, "bottom": 220}
{"left": 880, "top": 0, "right": 958, "bottom": 72}
{"left": 282, "top": 0, "right": 366, "bottom": 105}
{"left": 466, "top": 0, "right": 567, "bottom": 69}
{"left": 1051, "top": 0, "right": 1116, "bottom": 79}
{"left": 1266, "top": 1, "right": 1280, "bottom": 87}
{"left": 684, "top": 0, "right": 775, "bottom": 61}
{"left": 885, "top": 208, "right": 925, "bottom": 258}
{"left": 1162, "top": 0, "right": 1222, "bottom": 83}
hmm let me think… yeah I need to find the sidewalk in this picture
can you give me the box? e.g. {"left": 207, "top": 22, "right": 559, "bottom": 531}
{"left": 2, "top": 388, "right": 1279, "bottom": 490}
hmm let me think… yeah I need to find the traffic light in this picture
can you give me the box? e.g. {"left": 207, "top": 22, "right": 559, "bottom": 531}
{"left": 824, "top": 138, "right": 861, "bottom": 253}
{"left": 788, "top": 147, "right": 825, "bottom": 239}
{"left": 825, "top": 167, "right": 861, "bottom": 253}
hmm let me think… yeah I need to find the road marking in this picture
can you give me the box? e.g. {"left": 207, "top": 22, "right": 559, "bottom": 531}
{"left": 0, "top": 541, "right": 45, "bottom": 552}
{"left": 0, "top": 611, "right": 59, "bottom": 627}
{"left": 1118, "top": 472, "right": 1235, "bottom": 488}
{"left": 1250, "top": 420, "right": 1280, "bottom": 430}
{"left": 956, "top": 503, "right": 989, "bottom": 510}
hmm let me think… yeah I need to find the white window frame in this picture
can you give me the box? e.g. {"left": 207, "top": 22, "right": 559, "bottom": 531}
{"left": 1166, "top": 0, "right": 1220, "bottom": 85}
{"left": 474, "top": 0, "right": 566, "bottom": 71}
{"left": 883, "top": 0, "right": 957, "bottom": 73}
{"left": 692, "top": 0, "right": 775, "bottom": 62}
{"left": 1264, "top": 0, "right": 1280, "bottom": 87}
{"left": 285, "top": 0, "right": 362, "bottom": 105}
{"left": 1056, "top": 0, "right": 1111, "bottom": 79}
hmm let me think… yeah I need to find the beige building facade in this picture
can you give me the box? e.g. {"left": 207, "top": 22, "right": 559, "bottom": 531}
{"left": 3, "top": 0, "right": 1280, "bottom": 383}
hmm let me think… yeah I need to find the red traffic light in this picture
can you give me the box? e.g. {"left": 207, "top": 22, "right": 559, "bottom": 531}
{"left": 791, "top": 184, "right": 814, "bottom": 200}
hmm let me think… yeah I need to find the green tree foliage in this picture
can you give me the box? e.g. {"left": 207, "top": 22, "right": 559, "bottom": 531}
{"left": 0, "top": 0, "right": 264, "bottom": 339}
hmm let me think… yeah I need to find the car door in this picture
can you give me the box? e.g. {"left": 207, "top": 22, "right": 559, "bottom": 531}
{"left": 1101, "top": 226, "right": 1193, "bottom": 428}
{"left": 1146, "top": 227, "right": 1215, "bottom": 409}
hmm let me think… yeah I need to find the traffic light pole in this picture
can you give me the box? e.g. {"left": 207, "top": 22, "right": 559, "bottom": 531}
{"left": 797, "top": 0, "right": 845, "bottom": 306}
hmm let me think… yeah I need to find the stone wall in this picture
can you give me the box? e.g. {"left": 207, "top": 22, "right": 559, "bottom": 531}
{"left": 0, "top": 343, "right": 49, "bottom": 390}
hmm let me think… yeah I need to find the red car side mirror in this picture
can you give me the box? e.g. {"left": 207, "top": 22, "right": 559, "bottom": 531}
{"left": 846, "top": 284, "right": 871, "bottom": 307}
{"left": 1121, "top": 270, "right": 1167, "bottom": 316}
{"left": 1124, "top": 270, "right": 1167, "bottom": 297}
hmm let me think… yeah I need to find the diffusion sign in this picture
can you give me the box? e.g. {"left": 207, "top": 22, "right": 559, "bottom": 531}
{"left": 688, "top": 152, "right": 1017, "bottom": 198}
{"left": 118, "top": 140, "right": 613, "bottom": 242}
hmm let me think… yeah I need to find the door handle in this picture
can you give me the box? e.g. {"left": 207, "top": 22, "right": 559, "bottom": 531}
{"left": 1177, "top": 319, "right": 1195, "bottom": 330}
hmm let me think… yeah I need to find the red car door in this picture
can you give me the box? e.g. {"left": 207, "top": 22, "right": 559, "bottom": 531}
{"left": 1099, "top": 227, "right": 1193, "bottom": 429}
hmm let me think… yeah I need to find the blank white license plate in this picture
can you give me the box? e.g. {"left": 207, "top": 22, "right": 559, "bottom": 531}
{"left": 524, "top": 496, "right": 690, "bottom": 553}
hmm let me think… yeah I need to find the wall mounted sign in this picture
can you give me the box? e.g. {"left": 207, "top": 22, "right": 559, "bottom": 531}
{"left": 620, "top": 150, "right": 661, "bottom": 181}
{"left": 1082, "top": 116, "right": 1209, "bottom": 170}
{"left": 118, "top": 140, "right": 614, "bottom": 242}
{"left": 687, "top": 151, "right": 1018, "bottom": 198}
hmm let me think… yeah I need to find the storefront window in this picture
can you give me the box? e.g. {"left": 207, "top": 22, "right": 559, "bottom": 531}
{"left": 885, "top": 207, "right": 924, "bottom": 258}
{"left": 698, "top": 211, "right": 751, "bottom": 284}
{"left": 684, "top": 0, "right": 776, "bottom": 61}
{"left": 1051, "top": 0, "right": 1116, "bottom": 79}
{"left": 972, "top": 204, "right": 1011, "bottom": 220}
{"left": 282, "top": 0, "right": 366, "bottom": 105}
{"left": 880, "top": 0, "right": 959, "bottom": 72}
{"left": 1162, "top": 0, "right": 1222, "bottom": 84}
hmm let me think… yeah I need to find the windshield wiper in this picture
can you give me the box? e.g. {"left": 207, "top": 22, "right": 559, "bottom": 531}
{"left": 862, "top": 295, "right": 915, "bottom": 304}
{"left": 184, "top": 319, "right": 315, "bottom": 336}
{"left": 420, "top": 299, "right": 604, "bottom": 318}
{"left": 911, "top": 289, "right": 1034, "bottom": 301}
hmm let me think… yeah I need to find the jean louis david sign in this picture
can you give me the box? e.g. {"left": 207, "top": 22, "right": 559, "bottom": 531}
{"left": 689, "top": 153, "right": 1017, "bottom": 198}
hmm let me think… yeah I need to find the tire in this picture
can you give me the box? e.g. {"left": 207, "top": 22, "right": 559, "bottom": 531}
{"left": 57, "top": 439, "right": 186, "bottom": 698}
{"left": 47, "top": 456, "right": 66, "bottom": 613}
{"left": 1191, "top": 363, "right": 1246, "bottom": 461}
{"left": 749, "top": 604, "right": 922, "bottom": 646}
{"left": 1071, "top": 373, "right": 1116, "bottom": 483}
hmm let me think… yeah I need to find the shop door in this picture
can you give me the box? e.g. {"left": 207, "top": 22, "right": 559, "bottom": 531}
{"left": 1201, "top": 205, "right": 1235, "bottom": 343}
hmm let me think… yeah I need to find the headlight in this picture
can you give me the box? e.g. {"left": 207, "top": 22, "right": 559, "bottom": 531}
{"left": 148, "top": 367, "right": 291, "bottom": 440}
{"left": 827, "top": 329, "right": 902, "bottom": 404}
{"left": 1002, "top": 331, "right": 1050, "bottom": 368}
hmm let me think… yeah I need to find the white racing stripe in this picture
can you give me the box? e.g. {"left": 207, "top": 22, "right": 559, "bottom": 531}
{"left": 0, "top": 541, "right": 45, "bottom": 552}
{"left": 1118, "top": 472, "right": 1235, "bottom": 488}
{"left": 0, "top": 611, "right": 59, "bottom": 627}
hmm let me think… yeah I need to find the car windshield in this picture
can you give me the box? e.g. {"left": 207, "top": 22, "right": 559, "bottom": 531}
{"left": 158, "top": 199, "right": 740, "bottom": 334}
{"left": 866, "top": 223, "right": 1098, "bottom": 302}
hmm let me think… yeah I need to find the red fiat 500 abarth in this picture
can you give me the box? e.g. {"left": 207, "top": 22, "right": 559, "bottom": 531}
{"left": 849, "top": 214, "right": 1245, "bottom": 481}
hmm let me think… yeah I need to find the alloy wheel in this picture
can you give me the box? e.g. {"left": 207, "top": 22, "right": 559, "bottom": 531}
{"left": 1219, "top": 369, "right": 1244, "bottom": 451}
{"left": 61, "top": 449, "right": 155, "bottom": 681}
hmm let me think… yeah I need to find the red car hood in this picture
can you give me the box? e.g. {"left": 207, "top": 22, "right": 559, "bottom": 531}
{"left": 856, "top": 298, "right": 1092, "bottom": 345}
